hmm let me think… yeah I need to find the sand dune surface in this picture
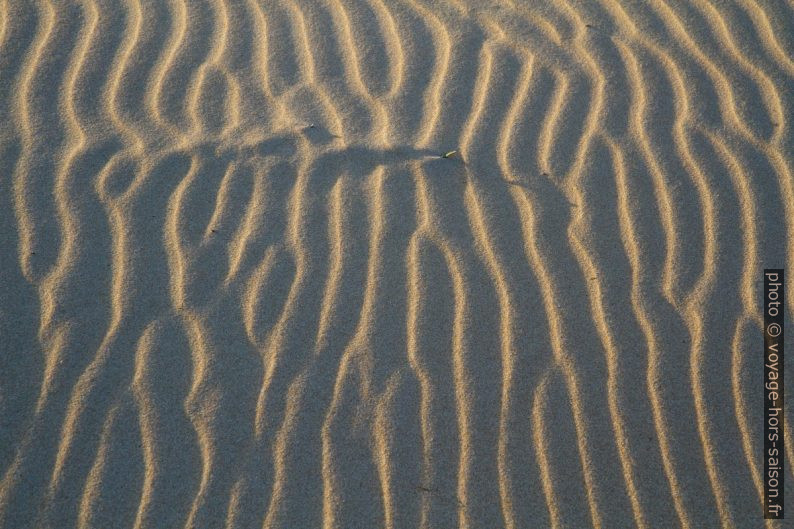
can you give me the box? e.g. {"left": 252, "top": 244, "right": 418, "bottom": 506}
{"left": 1, "top": 0, "right": 793, "bottom": 527}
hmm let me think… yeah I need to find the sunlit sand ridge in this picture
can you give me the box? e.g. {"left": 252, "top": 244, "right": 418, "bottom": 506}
{"left": 0, "top": 0, "right": 792, "bottom": 527}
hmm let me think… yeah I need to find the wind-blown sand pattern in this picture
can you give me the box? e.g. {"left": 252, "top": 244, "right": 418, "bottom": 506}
{"left": 1, "top": 0, "right": 793, "bottom": 527}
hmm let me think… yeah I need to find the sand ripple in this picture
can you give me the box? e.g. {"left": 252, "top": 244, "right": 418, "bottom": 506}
{"left": 1, "top": 0, "right": 792, "bottom": 527}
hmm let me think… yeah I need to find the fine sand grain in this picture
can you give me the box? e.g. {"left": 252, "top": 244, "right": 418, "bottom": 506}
{"left": 1, "top": 0, "right": 793, "bottom": 528}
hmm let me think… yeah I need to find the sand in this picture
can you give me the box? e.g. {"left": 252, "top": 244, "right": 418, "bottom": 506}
{"left": 0, "top": 0, "right": 792, "bottom": 527}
